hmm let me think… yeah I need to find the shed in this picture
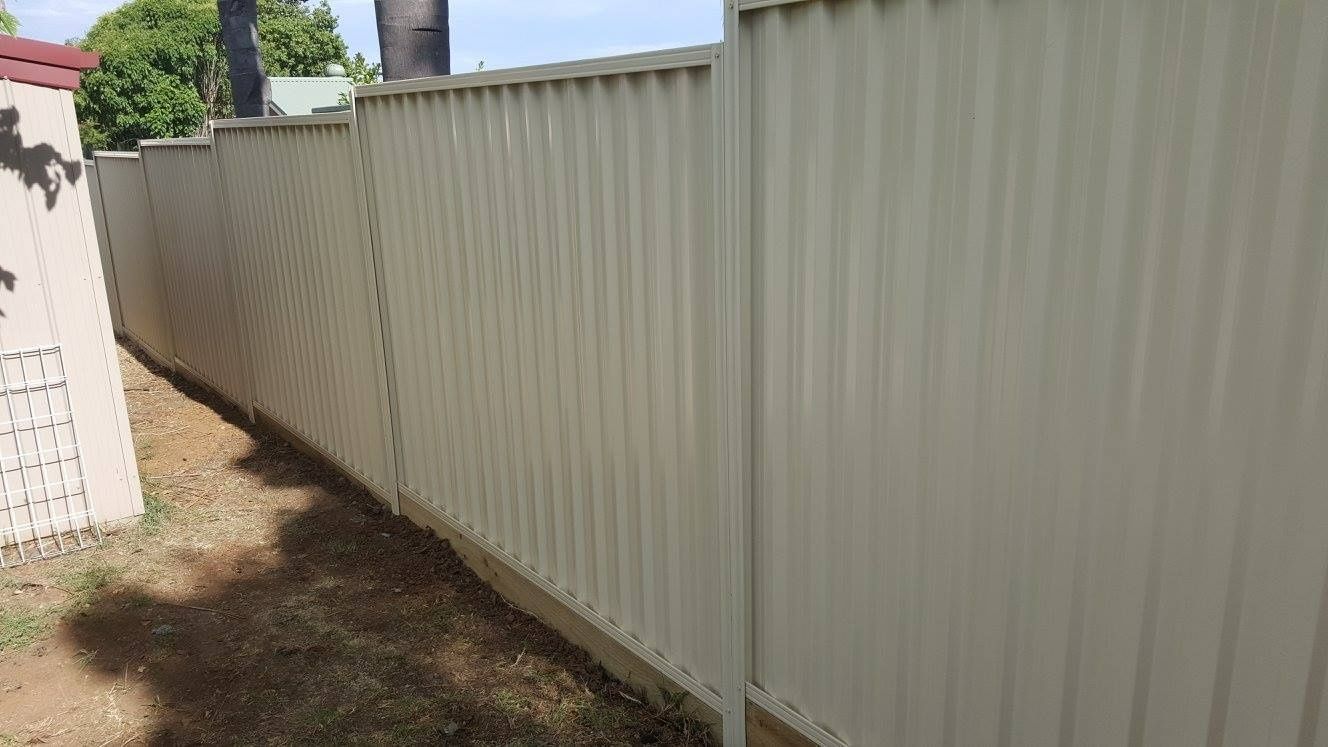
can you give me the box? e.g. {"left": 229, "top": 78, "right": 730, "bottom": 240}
{"left": 0, "top": 35, "right": 143, "bottom": 564}
{"left": 268, "top": 76, "right": 353, "bottom": 115}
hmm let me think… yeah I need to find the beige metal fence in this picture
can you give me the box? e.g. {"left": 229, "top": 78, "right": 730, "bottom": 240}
{"left": 92, "top": 152, "right": 173, "bottom": 368}
{"left": 106, "top": 4, "right": 1328, "bottom": 741}
{"left": 140, "top": 140, "right": 252, "bottom": 412}
{"left": 737, "top": 0, "right": 1328, "bottom": 744}
{"left": 356, "top": 47, "right": 727, "bottom": 707}
{"left": 83, "top": 160, "right": 123, "bottom": 333}
{"left": 211, "top": 113, "right": 397, "bottom": 507}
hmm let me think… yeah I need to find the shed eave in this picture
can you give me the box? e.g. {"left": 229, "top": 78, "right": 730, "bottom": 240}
{"left": 0, "top": 36, "right": 100, "bottom": 91}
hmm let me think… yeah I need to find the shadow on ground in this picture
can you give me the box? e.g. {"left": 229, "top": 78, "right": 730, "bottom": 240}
{"left": 57, "top": 343, "right": 710, "bottom": 745}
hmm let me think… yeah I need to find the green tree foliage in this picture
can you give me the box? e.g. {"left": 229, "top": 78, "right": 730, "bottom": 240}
{"left": 74, "top": 0, "right": 363, "bottom": 151}
{"left": 343, "top": 52, "right": 382, "bottom": 86}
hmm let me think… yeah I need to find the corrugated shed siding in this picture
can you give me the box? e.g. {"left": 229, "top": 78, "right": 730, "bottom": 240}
{"left": 141, "top": 145, "right": 250, "bottom": 410}
{"left": 743, "top": 0, "right": 1328, "bottom": 744}
{"left": 93, "top": 154, "right": 174, "bottom": 366}
{"left": 213, "top": 119, "right": 395, "bottom": 500}
{"left": 84, "top": 161, "right": 123, "bottom": 332}
{"left": 0, "top": 81, "right": 142, "bottom": 525}
{"left": 356, "top": 65, "right": 724, "bottom": 693}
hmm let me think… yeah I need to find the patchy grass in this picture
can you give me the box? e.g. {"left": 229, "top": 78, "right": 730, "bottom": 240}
{"left": 58, "top": 560, "right": 125, "bottom": 600}
{"left": 323, "top": 538, "right": 358, "bottom": 557}
{"left": 0, "top": 559, "right": 128, "bottom": 657}
{"left": 138, "top": 488, "right": 174, "bottom": 536}
{"left": 0, "top": 609, "right": 45, "bottom": 651}
{"left": 295, "top": 705, "right": 346, "bottom": 733}
{"left": 493, "top": 687, "right": 531, "bottom": 717}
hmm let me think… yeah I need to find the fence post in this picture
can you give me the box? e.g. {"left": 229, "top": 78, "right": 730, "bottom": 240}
{"left": 125, "top": 151, "right": 177, "bottom": 371}
{"left": 205, "top": 129, "right": 258, "bottom": 423}
{"left": 719, "top": 2, "right": 750, "bottom": 741}
{"left": 347, "top": 97, "right": 404, "bottom": 517}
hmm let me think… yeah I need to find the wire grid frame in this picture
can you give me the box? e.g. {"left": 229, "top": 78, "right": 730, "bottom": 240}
{"left": 0, "top": 345, "right": 102, "bottom": 566}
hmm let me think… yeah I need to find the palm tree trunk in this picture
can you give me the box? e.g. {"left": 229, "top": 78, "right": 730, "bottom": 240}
{"left": 217, "top": 0, "right": 270, "bottom": 118}
{"left": 374, "top": 0, "right": 449, "bottom": 81}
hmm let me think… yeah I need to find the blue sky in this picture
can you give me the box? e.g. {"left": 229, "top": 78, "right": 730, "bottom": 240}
{"left": 10, "top": 0, "right": 722, "bottom": 73}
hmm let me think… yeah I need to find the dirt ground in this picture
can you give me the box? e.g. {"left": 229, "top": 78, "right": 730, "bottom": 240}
{"left": 0, "top": 343, "right": 711, "bottom": 745}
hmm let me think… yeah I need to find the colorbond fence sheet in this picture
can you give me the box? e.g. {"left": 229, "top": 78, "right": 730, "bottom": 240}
{"left": 742, "top": 0, "right": 1328, "bottom": 744}
{"left": 92, "top": 153, "right": 173, "bottom": 367}
{"left": 356, "top": 49, "right": 725, "bottom": 700}
{"left": 83, "top": 160, "right": 123, "bottom": 332}
{"left": 140, "top": 142, "right": 251, "bottom": 411}
{"left": 212, "top": 115, "right": 395, "bottom": 503}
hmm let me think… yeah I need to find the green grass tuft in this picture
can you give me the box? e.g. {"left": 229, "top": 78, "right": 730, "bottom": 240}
{"left": 324, "top": 538, "right": 359, "bottom": 557}
{"left": 58, "top": 560, "right": 125, "bottom": 597}
{"left": 0, "top": 609, "right": 46, "bottom": 651}
{"left": 139, "top": 489, "right": 174, "bottom": 536}
{"left": 296, "top": 706, "right": 346, "bottom": 733}
{"left": 493, "top": 688, "right": 530, "bottom": 717}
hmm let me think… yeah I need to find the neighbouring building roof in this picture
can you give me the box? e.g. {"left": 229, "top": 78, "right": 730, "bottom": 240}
{"left": 268, "top": 76, "right": 354, "bottom": 116}
{"left": 0, "top": 36, "right": 99, "bottom": 91}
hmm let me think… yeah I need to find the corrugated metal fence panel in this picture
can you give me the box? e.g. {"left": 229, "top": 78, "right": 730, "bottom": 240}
{"left": 0, "top": 81, "right": 142, "bottom": 526}
{"left": 743, "top": 0, "right": 1328, "bottom": 744}
{"left": 356, "top": 53, "right": 725, "bottom": 695}
{"left": 91, "top": 153, "right": 174, "bottom": 367}
{"left": 212, "top": 116, "right": 395, "bottom": 502}
{"left": 140, "top": 143, "right": 251, "bottom": 411}
{"left": 83, "top": 160, "right": 123, "bottom": 332}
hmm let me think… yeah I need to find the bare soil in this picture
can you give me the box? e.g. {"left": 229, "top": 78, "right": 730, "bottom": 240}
{"left": 0, "top": 343, "right": 711, "bottom": 745}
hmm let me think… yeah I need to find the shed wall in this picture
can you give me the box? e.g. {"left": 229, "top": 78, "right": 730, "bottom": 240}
{"left": 0, "top": 80, "right": 142, "bottom": 528}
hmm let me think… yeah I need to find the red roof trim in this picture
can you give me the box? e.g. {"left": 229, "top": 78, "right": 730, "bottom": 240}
{"left": 0, "top": 36, "right": 100, "bottom": 91}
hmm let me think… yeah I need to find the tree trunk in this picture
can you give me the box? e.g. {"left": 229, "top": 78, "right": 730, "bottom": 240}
{"left": 217, "top": 0, "right": 270, "bottom": 118}
{"left": 374, "top": 0, "right": 449, "bottom": 81}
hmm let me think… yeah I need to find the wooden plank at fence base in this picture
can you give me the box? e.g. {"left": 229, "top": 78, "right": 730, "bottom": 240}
{"left": 397, "top": 489, "right": 723, "bottom": 738}
{"left": 171, "top": 357, "right": 250, "bottom": 419}
{"left": 122, "top": 329, "right": 174, "bottom": 373}
{"left": 252, "top": 405, "right": 393, "bottom": 511}
{"left": 747, "top": 702, "right": 815, "bottom": 747}
{"left": 398, "top": 488, "right": 811, "bottom": 745}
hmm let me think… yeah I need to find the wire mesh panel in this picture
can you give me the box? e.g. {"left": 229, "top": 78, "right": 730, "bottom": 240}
{"left": 0, "top": 345, "right": 101, "bottom": 566}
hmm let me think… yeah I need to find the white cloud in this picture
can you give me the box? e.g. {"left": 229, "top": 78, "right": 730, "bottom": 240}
{"left": 13, "top": 0, "right": 119, "bottom": 21}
